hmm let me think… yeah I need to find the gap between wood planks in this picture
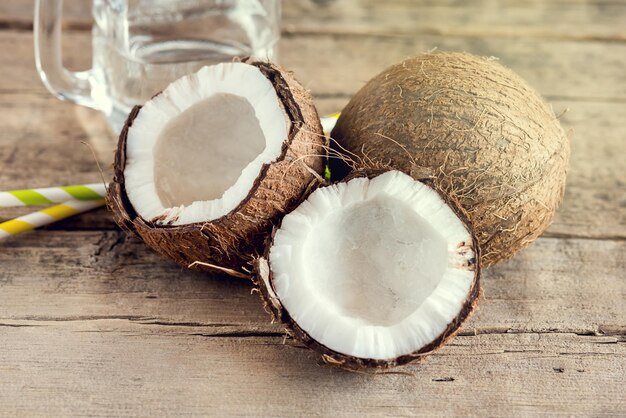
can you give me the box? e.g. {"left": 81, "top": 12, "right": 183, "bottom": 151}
{"left": 281, "top": 28, "right": 626, "bottom": 44}
{"left": 314, "top": 92, "right": 626, "bottom": 104}
{"left": 32, "top": 221, "right": 626, "bottom": 242}
{"left": 4, "top": 87, "right": 626, "bottom": 105}
{"left": 0, "top": 315, "right": 625, "bottom": 339}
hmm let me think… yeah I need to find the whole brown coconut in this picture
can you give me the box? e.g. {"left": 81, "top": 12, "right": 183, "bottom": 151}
{"left": 330, "top": 52, "right": 569, "bottom": 267}
{"left": 108, "top": 60, "right": 325, "bottom": 278}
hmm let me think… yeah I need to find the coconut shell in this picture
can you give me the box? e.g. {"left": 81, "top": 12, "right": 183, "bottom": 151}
{"left": 254, "top": 170, "right": 482, "bottom": 371}
{"left": 107, "top": 60, "right": 325, "bottom": 278}
{"left": 330, "top": 52, "right": 570, "bottom": 267}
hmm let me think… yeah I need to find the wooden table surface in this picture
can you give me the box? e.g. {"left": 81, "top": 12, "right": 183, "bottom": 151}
{"left": 1, "top": 1, "right": 624, "bottom": 416}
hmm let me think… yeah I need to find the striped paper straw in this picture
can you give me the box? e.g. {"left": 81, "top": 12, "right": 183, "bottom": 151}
{"left": 0, "top": 183, "right": 107, "bottom": 207}
{"left": 320, "top": 112, "right": 340, "bottom": 135}
{"left": 0, "top": 199, "right": 105, "bottom": 240}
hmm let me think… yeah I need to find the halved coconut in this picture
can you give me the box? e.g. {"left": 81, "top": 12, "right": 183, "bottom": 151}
{"left": 255, "top": 170, "right": 481, "bottom": 370}
{"left": 108, "top": 60, "right": 325, "bottom": 277}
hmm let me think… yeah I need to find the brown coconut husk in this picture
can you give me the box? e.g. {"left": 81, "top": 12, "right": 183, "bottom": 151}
{"left": 107, "top": 60, "right": 325, "bottom": 278}
{"left": 253, "top": 170, "right": 482, "bottom": 371}
{"left": 330, "top": 52, "right": 570, "bottom": 267}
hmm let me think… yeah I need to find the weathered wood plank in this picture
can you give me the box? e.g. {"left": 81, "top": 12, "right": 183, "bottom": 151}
{"left": 282, "top": 34, "right": 626, "bottom": 101}
{"left": 0, "top": 95, "right": 110, "bottom": 185}
{"left": 2, "top": 29, "right": 626, "bottom": 100}
{"left": 0, "top": 1, "right": 91, "bottom": 30}
{"left": 283, "top": 0, "right": 626, "bottom": 41}
{"left": 0, "top": 231, "right": 624, "bottom": 335}
{"left": 0, "top": 323, "right": 623, "bottom": 417}
{"left": 3, "top": 0, "right": 626, "bottom": 40}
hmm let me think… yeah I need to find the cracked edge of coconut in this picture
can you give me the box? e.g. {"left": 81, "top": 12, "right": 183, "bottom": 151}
{"left": 254, "top": 170, "right": 481, "bottom": 370}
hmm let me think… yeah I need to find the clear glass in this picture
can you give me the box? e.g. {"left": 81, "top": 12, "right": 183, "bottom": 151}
{"left": 34, "top": 0, "right": 281, "bottom": 133}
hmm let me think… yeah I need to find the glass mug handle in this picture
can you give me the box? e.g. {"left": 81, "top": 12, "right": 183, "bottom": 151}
{"left": 34, "top": 0, "right": 100, "bottom": 110}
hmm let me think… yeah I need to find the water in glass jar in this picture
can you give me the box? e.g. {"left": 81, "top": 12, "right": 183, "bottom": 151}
{"left": 91, "top": 0, "right": 280, "bottom": 132}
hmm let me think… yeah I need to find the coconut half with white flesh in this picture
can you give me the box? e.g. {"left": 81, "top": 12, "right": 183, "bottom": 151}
{"left": 255, "top": 170, "right": 481, "bottom": 370}
{"left": 108, "top": 60, "right": 325, "bottom": 277}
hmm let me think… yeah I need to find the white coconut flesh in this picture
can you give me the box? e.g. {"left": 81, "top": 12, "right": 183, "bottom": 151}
{"left": 124, "top": 62, "right": 290, "bottom": 225}
{"left": 268, "top": 171, "right": 477, "bottom": 360}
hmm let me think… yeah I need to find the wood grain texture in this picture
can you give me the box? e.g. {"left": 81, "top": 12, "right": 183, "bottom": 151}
{"left": 0, "top": 231, "right": 624, "bottom": 416}
{"left": 0, "top": 326, "right": 624, "bottom": 417}
{"left": 3, "top": 29, "right": 626, "bottom": 99}
{"left": 0, "top": 0, "right": 624, "bottom": 416}
{"left": 4, "top": 0, "right": 626, "bottom": 40}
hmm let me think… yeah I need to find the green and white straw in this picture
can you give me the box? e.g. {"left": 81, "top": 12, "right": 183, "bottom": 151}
{"left": 0, "top": 183, "right": 107, "bottom": 240}
{"left": 0, "top": 183, "right": 107, "bottom": 207}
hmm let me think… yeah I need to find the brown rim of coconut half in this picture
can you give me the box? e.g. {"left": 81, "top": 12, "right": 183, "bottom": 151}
{"left": 254, "top": 170, "right": 481, "bottom": 370}
{"left": 107, "top": 59, "right": 325, "bottom": 276}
